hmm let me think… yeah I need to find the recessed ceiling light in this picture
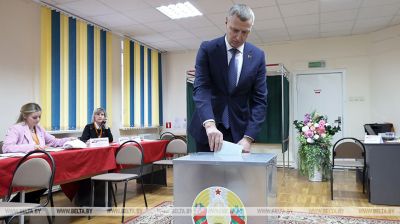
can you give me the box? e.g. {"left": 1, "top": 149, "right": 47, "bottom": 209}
{"left": 157, "top": 1, "right": 202, "bottom": 20}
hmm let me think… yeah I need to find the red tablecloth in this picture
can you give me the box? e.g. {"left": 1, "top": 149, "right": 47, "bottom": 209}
{"left": 138, "top": 140, "right": 169, "bottom": 163}
{"left": 0, "top": 140, "right": 168, "bottom": 198}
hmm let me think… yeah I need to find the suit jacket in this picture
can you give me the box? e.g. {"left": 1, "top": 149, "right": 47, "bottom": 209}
{"left": 189, "top": 36, "right": 267, "bottom": 144}
{"left": 2, "top": 123, "right": 70, "bottom": 153}
{"left": 80, "top": 123, "right": 113, "bottom": 143}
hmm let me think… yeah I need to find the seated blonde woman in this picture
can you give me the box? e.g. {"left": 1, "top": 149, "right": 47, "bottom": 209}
{"left": 2, "top": 102, "right": 73, "bottom": 203}
{"left": 2, "top": 102, "right": 73, "bottom": 153}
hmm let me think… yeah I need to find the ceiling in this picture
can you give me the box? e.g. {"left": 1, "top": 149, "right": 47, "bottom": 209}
{"left": 40, "top": 0, "right": 400, "bottom": 52}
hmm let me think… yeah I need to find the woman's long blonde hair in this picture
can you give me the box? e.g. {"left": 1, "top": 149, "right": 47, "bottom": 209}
{"left": 16, "top": 103, "right": 42, "bottom": 123}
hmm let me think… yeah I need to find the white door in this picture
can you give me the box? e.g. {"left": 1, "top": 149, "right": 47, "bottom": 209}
{"left": 294, "top": 71, "right": 344, "bottom": 165}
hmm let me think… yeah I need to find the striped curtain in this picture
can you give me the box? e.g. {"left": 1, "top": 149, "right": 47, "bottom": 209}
{"left": 122, "top": 39, "right": 163, "bottom": 128}
{"left": 40, "top": 7, "right": 112, "bottom": 130}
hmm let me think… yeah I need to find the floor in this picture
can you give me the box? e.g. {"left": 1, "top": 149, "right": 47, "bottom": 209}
{"left": 22, "top": 168, "right": 399, "bottom": 224}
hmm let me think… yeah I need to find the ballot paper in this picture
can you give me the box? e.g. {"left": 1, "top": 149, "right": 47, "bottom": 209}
{"left": 214, "top": 141, "right": 243, "bottom": 156}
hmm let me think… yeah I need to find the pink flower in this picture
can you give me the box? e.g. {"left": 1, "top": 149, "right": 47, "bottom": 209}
{"left": 317, "top": 127, "right": 326, "bottom": 135}
{"left": 305, "top": 130, "right": 314, "bottom": 138}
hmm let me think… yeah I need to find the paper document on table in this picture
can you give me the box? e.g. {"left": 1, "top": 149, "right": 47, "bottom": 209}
{"left": 0, "top": 153, "right": 26, "bottom": 158}
{"left": 63, "top": 139, "right": 87, "bottom": 149}
{"left": 45, "top": 147, "right": 65, "bottom": 152}
{"left": 215, "top": 141, "right": 243, "bottom": 156}
{"left": 364, "top": 135, "right": 383, "bottom": 144}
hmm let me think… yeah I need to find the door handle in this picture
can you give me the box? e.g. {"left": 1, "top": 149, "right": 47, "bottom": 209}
{"left": 334, "top": 116, "right": 342, "bottom": 126}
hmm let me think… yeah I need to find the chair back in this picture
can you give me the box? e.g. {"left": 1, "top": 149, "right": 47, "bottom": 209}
{"left": 332, "top": 138, "right": 365, "bottom": 159}
{"left": 7, "top": 150, "right": 55, "bottom": 204}
{"left": 116, "top": 140, "right": 143, "bottom": 165}
{"left": 12, "top": 158, "right": 52, "bottom": 187}
{"left": 160, "top": 132, "right": 175, "bottom": 140}
{"left": 166, "top": 137, "right": 187, "bottom": 155}
{"left": 330, "top": 137, "right": 367, "bottom": 200}
{"left": 116, "top": 140, "right": 144, "bottom": 177}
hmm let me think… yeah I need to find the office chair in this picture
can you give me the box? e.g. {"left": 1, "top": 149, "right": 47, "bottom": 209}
{"left": 151, "top": 137, "right": 187, "bottom": 187}
{"left": 0, "top": 150, "right": 55, "bottom": 224}
{"left": 89, "top": 140, "right": 147, "bottom": 223}
{"left": 331, "top": 137, "right": 367, "bottom": 200}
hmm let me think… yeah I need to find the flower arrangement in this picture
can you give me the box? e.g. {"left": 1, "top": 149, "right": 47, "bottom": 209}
{"left": 293, "top": 111, "right": 341, "bottom": 180}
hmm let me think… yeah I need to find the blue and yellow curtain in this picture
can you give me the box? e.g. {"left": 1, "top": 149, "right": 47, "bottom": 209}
{"left": 123, "top": 39, "right": 163, "bottom": 128}
{"left": 40, "top": 7, "right": 112, "bottom": 130}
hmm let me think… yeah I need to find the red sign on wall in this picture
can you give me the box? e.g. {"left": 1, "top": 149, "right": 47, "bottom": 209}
{"left": 166, "top": 122, "right": 172, "bottom": 128}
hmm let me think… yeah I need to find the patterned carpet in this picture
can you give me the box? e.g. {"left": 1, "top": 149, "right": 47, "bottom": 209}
{"left": 125, "top": 201, "right": 399, "bottom": 224}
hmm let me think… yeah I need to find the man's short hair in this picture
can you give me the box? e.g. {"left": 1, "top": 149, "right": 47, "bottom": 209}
{"left": 228, "top": 4, "right": 255, "bottom": 25}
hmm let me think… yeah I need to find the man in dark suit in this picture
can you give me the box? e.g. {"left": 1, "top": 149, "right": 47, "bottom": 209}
{"left": 189, "top": 4, "right": 267, "bottom": 153}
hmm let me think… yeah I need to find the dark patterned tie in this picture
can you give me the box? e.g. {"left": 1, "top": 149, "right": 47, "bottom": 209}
{"left": 222, "top": 48, "right": 238, "bottom": 129}
{"left": 228, "top": 48, "right": 238, "bottom": 93}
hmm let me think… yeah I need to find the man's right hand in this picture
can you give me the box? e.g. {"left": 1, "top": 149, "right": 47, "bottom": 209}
{"left": 204, "top": 121, "right": 223, "bottom": 152}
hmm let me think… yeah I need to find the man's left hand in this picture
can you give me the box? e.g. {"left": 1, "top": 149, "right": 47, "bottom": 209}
{"left": 238, "top": 137, "right": 252, "bottom": 153}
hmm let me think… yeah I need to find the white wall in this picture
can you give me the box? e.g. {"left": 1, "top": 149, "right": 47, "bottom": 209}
{"left": 368, "top": 25, "right": 400, "bottom": 132}
{"left": 163, "top": 25, "right": 400, "bottom": 165}
{"left": 162, "top": 51, "right": 196, "bottom": 134}
{"left": 263, "top": 35, "right": 372, "bottom": 139}
{"left": 0, "top": 0, "right": 40, "bottom": 138}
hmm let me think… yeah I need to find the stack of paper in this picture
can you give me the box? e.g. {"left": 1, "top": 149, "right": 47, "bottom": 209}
{"left": 63, "top": 139, "right": 87, "bottom": 149}
{"left": 0, "top": 152, "right": 26, "bottom": 158}
{"left": 45, "top": 147, "right": 65, "bottom": 152}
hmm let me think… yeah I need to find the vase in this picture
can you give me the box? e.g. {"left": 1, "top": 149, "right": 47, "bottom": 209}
{"left": 308, "top": 165, "right": 323, "bottom": 182}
